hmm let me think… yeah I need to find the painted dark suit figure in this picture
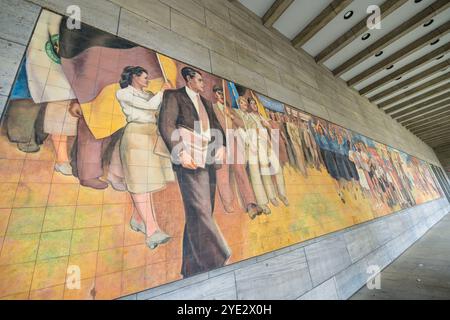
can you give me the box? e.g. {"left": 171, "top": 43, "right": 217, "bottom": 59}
{"left": 158, "top": 67, "right": 231, "bottom": 277}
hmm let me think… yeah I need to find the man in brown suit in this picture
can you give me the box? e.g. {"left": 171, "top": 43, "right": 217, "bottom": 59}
{"left": 158, "top": 67, "right": 230, "bottom": 277}
{"left": 212, "top": 86, "right": 262, "bottom": 219}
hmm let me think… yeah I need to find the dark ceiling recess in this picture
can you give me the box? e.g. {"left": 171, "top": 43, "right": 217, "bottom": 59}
{"left": 375, "top": 51, "right": 384, "bottom": 57}
{"left": 430, "top": 39, "right": 440, "bottom": 46}
{"left": 423, "top": 19, "right": 434, "bottom": 27}
{"left": 387, "top": 65, "right": 394, "bottom": 70}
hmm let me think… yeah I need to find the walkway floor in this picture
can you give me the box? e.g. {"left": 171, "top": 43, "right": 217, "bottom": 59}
{"left": 351, "top": 213, "right": 450, "bottom": 300}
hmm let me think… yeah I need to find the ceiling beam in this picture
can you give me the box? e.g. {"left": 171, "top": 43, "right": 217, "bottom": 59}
{"left": 417, "top": 124, "right": 450, "bottom": 137}
{"left": 426, "top": 134, "right": 450, "bottom": 143}
{"left": 412, "top": 118, "right": 450, "bottom": 134}
{"left": 378, "top": 72, "right": 450, "bottom": 108}
{"left": 434, "top": 149, "right": 450, "bottom": 157}
{"left": 359, "top": 44, "right": 450, "bottom": 95}
{"left": 412, "top": 120, "right": 450, "bottom": 135}
{"left": 292, "top": 0, "right": 352, "bottom": 48}
{"left": 434, "top": 152, "right": 450, "bottom": 161}
{"left": 391, "top": 92, "right": 450, "bottom": 118}
{"left": 435, "top": 150, "right": 450, "bottom": 157}
{"left": 369, "top": 61, "right": 449, "bottom": 102}
{"left": 315, "top": 0, "right": 408, "bottom": 63}
{"left": 262, "top": 0, "right": 295, "bottom": 27}
{"left": 422, "top": 131, "right": 450, "bottom": 142}
{"left": 417, "top": 132, "right": 450, "bottom": 145}
{"left": 425, "top": 137, "right": 450, "bottom": 145}
{"left": 426, "top": 137, "right": 450, "bottom": 147}
{"left": 384, "top": 82, "right": 450, "bottom": 113}
{"left": 421, "top": 134, "right": 450, "bottom": 147}
{"left": 398, "top": 101, "right": 450, "bottom": 123}
{"left": 406, "top": 111, "right": 450, "bottom": 130}
{"left": 402, "top": 105, "right": 450, "bottom": 126}
{"left": 434, "top": 144, "right": 450, "bottom": 152}
{"left": 348, "top": 21, "right": 450, "bottom": 86}
{"left": 428, "top": 140, "right": 450, "bottom": 148}
{"left": 332, "top": 0, "right": 450, "bottom": 77}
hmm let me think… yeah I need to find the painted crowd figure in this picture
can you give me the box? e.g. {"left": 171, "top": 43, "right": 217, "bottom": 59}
{"left": 211, "top": 86, "right": 264, "bottom": 219}
{"left": 158, "top": 67, "right": 231, "bottom": 277}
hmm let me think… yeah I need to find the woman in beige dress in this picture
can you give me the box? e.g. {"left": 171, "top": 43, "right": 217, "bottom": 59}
{"left": 116, "top": 66, "right": 174, "bottom": 249}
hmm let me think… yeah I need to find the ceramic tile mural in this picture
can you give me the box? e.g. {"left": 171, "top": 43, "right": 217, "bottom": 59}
{"left": 0, "top": 9, "right": 443, "bottom": 300}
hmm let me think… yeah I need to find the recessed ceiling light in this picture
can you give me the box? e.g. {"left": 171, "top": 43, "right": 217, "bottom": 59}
{"left": 396, "top": 77, "right": 402, "bottom": 81}
{"left": 375, "top": 51, "right": 384, "bottom": 57}
{"left": 414, "top": 0, "right": 423, "bottom": 3}
{"left": 362, "top": 33, "right": 371, "bottom": 41}
{"left": 344, "top": 10, "right": 354, "bottom": 20}
{"left": 436, "top": 55, "right": 444, "bottom": 60}
{"left": 430, "top": 39, "right": 440, "bottom": 45}
{"left": 386, "top": 65, "right": 394, "bottom": 70}
{"left": 423, "top": 19, "right": 434, "bottom": 27}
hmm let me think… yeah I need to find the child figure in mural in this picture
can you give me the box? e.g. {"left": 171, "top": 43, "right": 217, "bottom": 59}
{"left": 158, "top": 67, "right": 231, "bottom": 277}
{"left": 116, "top": 66, "right": 174, "bottom": 249}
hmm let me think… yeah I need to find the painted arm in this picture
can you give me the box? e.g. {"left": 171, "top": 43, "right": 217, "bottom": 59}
{"left": 158, "top": 91, "right": 179, "bottom": 153}
{"left": 116, "top": 89, "right": 163, "bottom": 111}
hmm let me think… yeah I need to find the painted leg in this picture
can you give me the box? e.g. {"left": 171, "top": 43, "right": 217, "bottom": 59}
{"left": 51, "top": 134, "right": 73, "bottom": 175}
{"left": 131, "top": 192, "right": 170, "bottom": 249}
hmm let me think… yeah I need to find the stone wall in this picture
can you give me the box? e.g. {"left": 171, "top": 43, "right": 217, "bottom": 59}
{"left": 0, "top": 0, "right": 449, "bottom": 300}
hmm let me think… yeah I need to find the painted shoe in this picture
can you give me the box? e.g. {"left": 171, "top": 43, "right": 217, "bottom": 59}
{"left": 130, "top": 216, "right": 146, "bottom": 234}
{"left": 146, "top": 231, "right": 171, "bottom": 250}
{"left": 17, "top": 142, "right": 40, "bottom": 153}
{"left": 80, "top": 178, "right": 108, "bottom": 190}
{"left": 256, "top": 206, "right": 264, "bottom": 215}
{"left": 107, "top": 174, "right": 127, "bottom": 192}
{"left": 261, "top": 205, "right": 271, "bottom": 215}
{"left": 54, "top": 162, "right": 73, "bottom": 176}
{"left": 279, "top": 196, "right": 289, "bottom": 207}
{"left": 246, "top": 204, "right": 259, "bottom": 220}
{"left": 270, "top": 198, "right": 279, "bottom": 207}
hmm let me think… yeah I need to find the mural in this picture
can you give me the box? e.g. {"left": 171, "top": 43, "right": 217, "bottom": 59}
{"left": 0, "top": 10, "right": 443, "bottom": 299}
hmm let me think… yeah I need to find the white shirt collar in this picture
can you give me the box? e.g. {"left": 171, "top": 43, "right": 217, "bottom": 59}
{"left": 185, "top": 86, "right": 199, "bottom": 101}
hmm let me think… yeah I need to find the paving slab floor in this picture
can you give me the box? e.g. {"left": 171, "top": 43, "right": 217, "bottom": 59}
{"left": 351, "top": 213, "right": 450, "bottom": 300}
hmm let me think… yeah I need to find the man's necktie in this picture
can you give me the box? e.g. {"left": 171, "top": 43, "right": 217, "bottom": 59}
{"left": 196, "top": 95, "right": 210, "bottom": 133}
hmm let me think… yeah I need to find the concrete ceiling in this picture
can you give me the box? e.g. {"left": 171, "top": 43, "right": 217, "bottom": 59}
{"left": 232, "top": 0, "right": 450, "bottom": 170}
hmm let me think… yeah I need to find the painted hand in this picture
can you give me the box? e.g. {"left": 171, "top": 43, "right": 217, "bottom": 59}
{"left": 69, "top": 101, "right": 83, "bottom": 118}
{"left": 180, "top": 150, "right": 198, "bottom": 170}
